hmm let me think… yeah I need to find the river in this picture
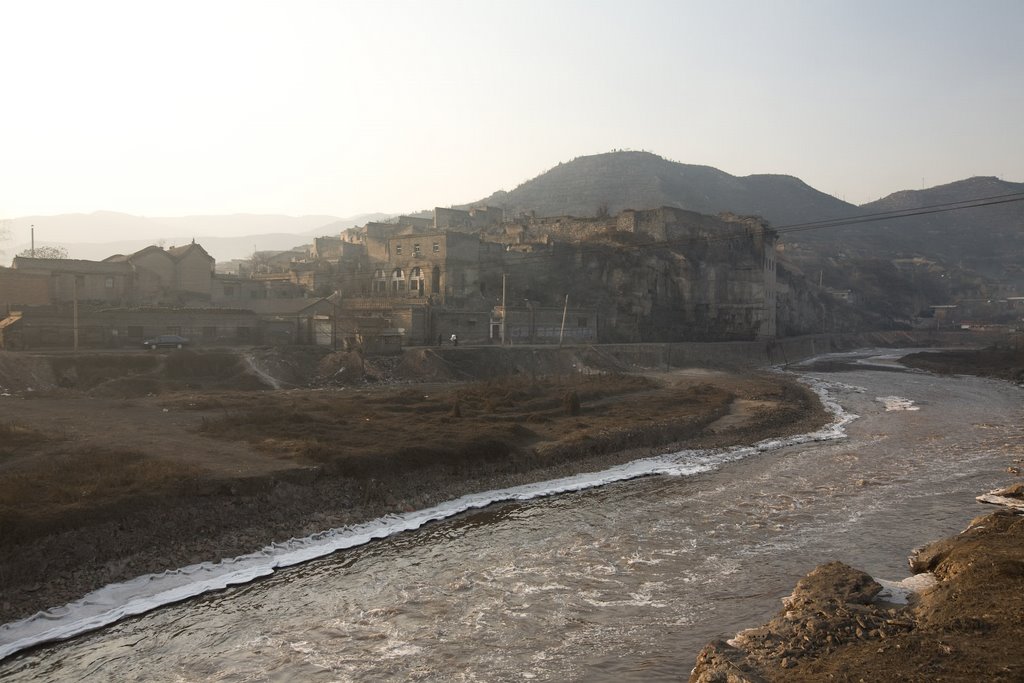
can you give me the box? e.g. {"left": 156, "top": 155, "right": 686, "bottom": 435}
{"left": 2, "top": 350, "right": 1022, "bottom": 681}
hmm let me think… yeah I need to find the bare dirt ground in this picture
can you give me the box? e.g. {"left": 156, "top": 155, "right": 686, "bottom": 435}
{"left": 690, "top": 346, "right": 1024, "bottom": 683}
{"left": 901, "top": 344, "right": 1024, "bottom": 385}
{"left": 0, "top": 348, "right": 827, "bottom": 624}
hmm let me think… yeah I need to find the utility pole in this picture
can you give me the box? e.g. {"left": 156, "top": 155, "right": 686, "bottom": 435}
{"left": 332, "top": 295, "right": 338, "bottom": 352}
{"left": 501, "top": 272, "right": 507, "bottom": 345}
{"left": 31, "top": 225, "right": 35, "bottom": 258}
{"left": 558, "top": 294, "right": 569, "bottom": 347}
{"left": 73, "top": 274, "right": 80, "bottom": 353}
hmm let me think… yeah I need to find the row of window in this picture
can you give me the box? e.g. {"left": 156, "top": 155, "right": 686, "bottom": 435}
{"left": 394, "top": 242, "right": 440, "bottom": 257}
{"left": 371, "top": 266, "right": 432, "bottom": 294}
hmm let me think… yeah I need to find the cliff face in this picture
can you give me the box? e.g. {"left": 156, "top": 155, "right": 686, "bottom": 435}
{"left": 476, "top": 208, "right": 865, "bottom": 342}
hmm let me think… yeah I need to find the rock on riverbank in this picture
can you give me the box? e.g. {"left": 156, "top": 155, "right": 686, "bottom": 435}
{"left": 690, "top": 503, "right": 1024, "bottom": 682}
{"left": 691, "top": 348, "right": 1024, "bottom": 682}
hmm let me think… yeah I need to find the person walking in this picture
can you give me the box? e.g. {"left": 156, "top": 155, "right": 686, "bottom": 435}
{"left": 450, "top": 333, "right": 458, "bottom": 347}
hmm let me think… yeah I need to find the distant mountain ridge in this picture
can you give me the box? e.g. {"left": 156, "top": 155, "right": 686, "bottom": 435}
{"left": 476, "top": 151, "right": 859, "bottom": 225}
{"left": 790, "top": 175, "right": 1024, "bottom": 279}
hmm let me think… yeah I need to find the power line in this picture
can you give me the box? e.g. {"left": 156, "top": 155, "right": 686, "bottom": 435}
{"left": 772, "top": 191, "right": 1024, "bottom": 236}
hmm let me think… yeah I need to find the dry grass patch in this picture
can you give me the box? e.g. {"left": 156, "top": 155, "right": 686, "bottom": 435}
{"left": 0, "top": 447, "right": 204, "bottom": 514}
{"left": 49, "top": 354, "right": 159, "bottom": 390}
{"left": 0, "top": 421, "right": 55, "bottom": 457}
{"left": 0, "top": 447, "right": 206, "bottom": 546}
{"left": 190, "top": 373, "right": 731, "bottom": 478}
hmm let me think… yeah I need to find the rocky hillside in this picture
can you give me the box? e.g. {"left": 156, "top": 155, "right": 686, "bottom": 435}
{"left": 788, "top": 175, "right": 1024, "bottom": 256}
{"left": 477, "top": 151, "right": 857, "bottom": 226}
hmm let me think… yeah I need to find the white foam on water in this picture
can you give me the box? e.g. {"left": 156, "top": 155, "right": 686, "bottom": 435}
{"left": 874, "top": 573, "right": 937, "bottom": 605}
{"left": 0, "top": 373, "right": 857, "bottom": 662}
{"left": 877, "top": 396, "right": 920, "bottom": 411}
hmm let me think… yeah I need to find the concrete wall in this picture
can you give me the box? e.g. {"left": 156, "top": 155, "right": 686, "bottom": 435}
{"left": 593, "top": 330, "right": 992, "bottom": 371}
{"left": 4, "top": 307, "right": 262, "bottom": 349}
{"left": 499, "top": 306, "right": 597, "bottom": 344}
{"left": 392, "top": 330, "right": 1001, "bottom": 382}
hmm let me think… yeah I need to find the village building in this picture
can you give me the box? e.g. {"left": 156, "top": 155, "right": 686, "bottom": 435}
{"left": 318, "top": 205, "right": 776, "bottom": 345}
{"left": 12, "top": 241, "right": 216, "bottom": 307}
{"left": 2, "top": 204, "right": 789, "bottom": 351}
{"left": 0, "top": 241, "right": 337, "bottom": 351}
{"left": 11, "top": 257, "right": 134, "bottom": 306}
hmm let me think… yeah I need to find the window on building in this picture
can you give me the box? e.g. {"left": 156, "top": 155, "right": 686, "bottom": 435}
{"left": 202, "top": 326, "right": 217, "bottom": 340}
{"left": 391, "top": 268, "right": 405, "bottom": 292}
{"left": 104, "top": 277, "right": 114, "bottom": 289}
{"left": 413, "top": 243, "right": 421, "bottom": 257}
{"left": 373, "top": 269, "right": 386, "bottom": 294}
{"left": 395, "top": 244, "right": 402, "bottom": 256}
{"left": 165, "top": 326, "right": 181, "bottom": 335}
{"left": 409, "top": 266, "right": 425, "bottom": 296}
{"left": 432, "top": 241, "right": 440, "bottom": 253}
{"left": 223, "top": 285, "right": 235, "bottom": 297}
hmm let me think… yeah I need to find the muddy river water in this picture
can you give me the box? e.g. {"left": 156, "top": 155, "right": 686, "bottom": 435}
{"left": 2, "top": 350, "right": 1022, "bottom": 681}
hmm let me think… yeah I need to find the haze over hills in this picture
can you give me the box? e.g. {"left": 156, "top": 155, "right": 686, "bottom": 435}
{"left": 2, "top": 212, "right": 392, "bottom": 262}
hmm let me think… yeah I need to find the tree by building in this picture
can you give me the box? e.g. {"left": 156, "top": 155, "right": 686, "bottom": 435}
{"left": 18, "top": 245, "right": 68, "bottom": 259}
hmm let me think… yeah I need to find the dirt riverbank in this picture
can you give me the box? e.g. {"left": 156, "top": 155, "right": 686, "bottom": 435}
{"left": 690, "top": 346, "right": 1024, "bottom": 682}
{"left": 0, "top": 349, "right": 828, "bottom": 625}
{"left": 689, "top": 502, "right": 1024, "bottom": 683}
{"left": 901, "top": 344, "right": 1024, "bottom": 385}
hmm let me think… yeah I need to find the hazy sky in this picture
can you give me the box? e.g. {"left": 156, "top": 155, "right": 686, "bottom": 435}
{"left": 3, "top": 0, "right": 1023, "bottom": 224}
